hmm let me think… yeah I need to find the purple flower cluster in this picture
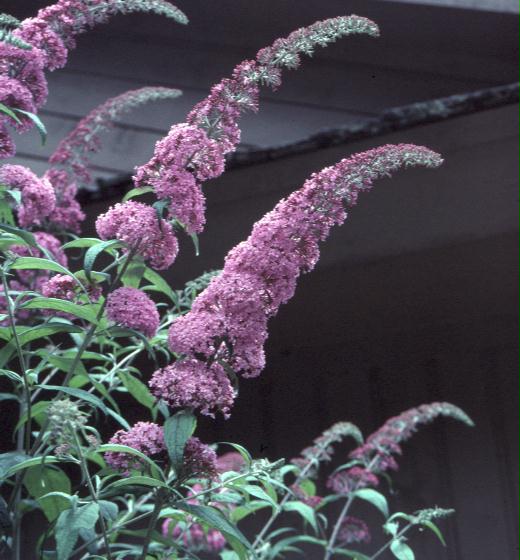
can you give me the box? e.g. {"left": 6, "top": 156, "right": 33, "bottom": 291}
{"left": 162, "top": 482, "right": 228, "bottom": 553}
{"left": 183, "top": 437, "right": 218, "bottom": 479}
{"left": 216, "top": 451, "right": 246, "bottom": 474}
{"left": 327, "top": 466, "right": 380, "bottom": 495}
{"left": 43, "top": 169, "right": 85, "bottom": 233}
{"left": 40, "top": 273, "right": 100, "bottom": 319}
{"left": 134, "top": 123, "right": 224, "bottom": 234}
{"left": 106, "top": 287, "right": 160, "bottom": 338}
{"left": 106, "top": 422, "right": 218, "bottom": 479}
{"left": 149, "top": 360, "right": 235, "bottom": 418}
{"left": 1, "top": 1, "right": 186, "bottom": 157}
{"left": 165, "top": 145, "right": 443, "bottom": 391}
{"left": 96, "top": 201, "right": 178, "bottom": 270}
{"left": 349, "top": 402, "right": 473, "bottom": 474}
{"left": 337, "top": 516, "right": 371, "bottom": 545}
{"left": 163, "top": 518, "right": 226, "bottom": 553}
{"left": 291, "top": 422, "right": 362, "bottom": 477}
{"left": 0, "top": 164, "right": 56, "bottom": 227}
{"left": 0, "top": 231, "right": 67, "bottom": 325}
{"left": 291, "top": 484, "right": 323, "bottom": 509}
{"left": 50, "top": 87, "right": 182, "bottom": 188}
{"left": 105, "top": 421, "right": 166, "bottom": 475}
{"left": 11, "top": 231, "right": 67, "bottom": 291}
{"left": 129, "top": 15, "right": 379, "bottom": 252}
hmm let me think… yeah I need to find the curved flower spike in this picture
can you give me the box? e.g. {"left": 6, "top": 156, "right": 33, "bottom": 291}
{"left": 165, "top": 144, "right": 443, "bottom": 385}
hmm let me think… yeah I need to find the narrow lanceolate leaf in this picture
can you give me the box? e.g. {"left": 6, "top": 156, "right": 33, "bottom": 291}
{"left": 177, "top": 503, "right": 251, "bottom": 550}
{"left": 13, "top": 109, "right": 47, "bottom": 145}
{"left": 97, "top": 444, "right": 164, "bottom": 480}
{"left": 163, "top": 410, "right": 197, "bottom": 473}
{"left": 283, "top": 501, "right": 318, "bottom": 533}
{"left": 84, "top": 239, "right": 124, "bottom": 282}
{"left": 10, "top": 256, "right": 72, "bottom": 277}
{"left": 142, "top": 267, "right": 178, "bottom": 304}
{"left": 0, "top": 223, "right": 38, "bottom": 247}
{"left": 55, "top": 502, "right": 99, "bottom": 560}
{"left": 354, "top": 488, "right": 389, "bottom": 518}
{"left": 21, "top": 297, "right": 98, "bottom": 323}
{"left": 117, "top": 371, "right": 155, "bottom": 409}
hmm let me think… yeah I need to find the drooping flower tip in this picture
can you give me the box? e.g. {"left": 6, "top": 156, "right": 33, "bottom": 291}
{"left": 106, "top": 287, "right": 159, "bottom": 338}
{"left": 96, "top": 201, "right": 178, "bottom": 270}
{"left": 105, "top": 421, "right": 166, "bottom": 475}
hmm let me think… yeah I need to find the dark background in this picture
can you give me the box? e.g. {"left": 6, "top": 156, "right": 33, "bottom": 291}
{"left": 2, "top": 1, "right": 519, "bottom": 558}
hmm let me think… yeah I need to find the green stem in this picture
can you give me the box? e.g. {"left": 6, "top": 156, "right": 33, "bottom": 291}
{"left": 139, "top": 489, "right": 165, "bottom": 560}
{"left": 1, "top": 270, "right": 33, "bottom": 560}
{"left": 252, "top": 437, "right": 334, "bottom": 552}
{"left": 368, "top": 523, "right": 414, "bottom": 560}
{"left": 323, "top": 456, "right": 379, "bottom": 560}
{"left": 72, "top": 428, "right": 113, "bottom": 560}
{"left": 29, "top": 247, "right": 137, "bottom": 456}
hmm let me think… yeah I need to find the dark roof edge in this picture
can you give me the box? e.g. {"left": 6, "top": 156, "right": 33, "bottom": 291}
{"left": 88, "top": 81, "right": 519, "bottom": 202}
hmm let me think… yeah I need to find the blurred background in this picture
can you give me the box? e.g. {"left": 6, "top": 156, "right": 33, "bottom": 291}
{"left": 2, "top": 0, "right": 519, "bottom": 558}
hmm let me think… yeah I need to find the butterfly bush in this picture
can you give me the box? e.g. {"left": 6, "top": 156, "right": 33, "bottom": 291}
{"left": 106, "top": 286, "right": 160, "bottom": 338}
{"left": 0, "top": 3, "right": 474, "bottom": 559}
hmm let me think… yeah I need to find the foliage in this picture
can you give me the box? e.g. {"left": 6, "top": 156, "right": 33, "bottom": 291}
{"left": 0, "top": 2, "right": 473, "bottom": 559}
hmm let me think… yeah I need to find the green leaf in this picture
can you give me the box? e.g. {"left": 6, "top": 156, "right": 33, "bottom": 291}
{"left": 390, "top": 539, "right": 415, "bottom": 560}
{"left": 21, "top": 297, "right": 97, "bottom": 323}
{"left": 11, "top": 256, "right": 72, "bottom": 277}
{"left": 190, "top": 232, "right": 200, "bottom": 256}
{"left": 24, "top": 466, "right": 71, "bottom": 521}
{"left": 0, "top": 451, "right": 29, "bottom": 479}
{"left": 0, "top": 199, "right": 15, "bottom": 226}
{"left": 121, "top": 259, "right": 145, "bottom": 288}
{"left": 84, "top": 239, "right": 124, "bottom": 282}
{"left": 108, "top": 475, "right": 169, "bottom": 490}
{"left": 46, "top": 355, "right": 88, "bottom": 379}
{"left": 230, "top": 501, "right": 270, "bottom": 523}
{"left": 163, "top": 410, "right": 197, "bottom": 474}
{"left": 383, "top": 520, "right": 399, "bottom": 537}
{"left": 177, "top": 503, "right": 251, "bottom": 550}
{"left": 0, "top": 223, "right": 37, "bottom": 247}
{"left": 13, "top": 108, "right": 47, "bottom": 145}
{"left": 142, "top": 267, "right": 178, "bottom": 304}
{"left": 117, "top": 371, "right": 155, "bottom": 409}
{"left": 0, "top": 102, "right": 22, "bottom": 124}
{"left": 97, "top": 444, "right": 163, "bottom": 479}
{"left": 421, "top": 520, "right": 447, "bottom": 546}
{"left": 354, "top": 488, "right": 389, "bottom": 518}
{"left": 99, "top": 500, "right": 118, "bottom": 521}
{"left": 218, "top": 442, "right": 252, "bottom": 467}
{"left": 61, "top": 238, "right": 106, "bottom": 251}
{"left": 55, "top": 502, "right": 99, "bottom": 560}
{"left": 283, "top": 501, "right": 318, "bottom": 533}
{"left": 17, "top": 324, "right": 83, "bottom": 346}
{"left": 241, "top": 484, "right": 277, "bottom": 508}
{"left": 38, "top": 385, "right": 130, "bottom": 428}
{"left": 4, "top": 455, "right": 60, "bottom": 478}
{"left": 123, "top": 186, "right": 154, "bottom": 202}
